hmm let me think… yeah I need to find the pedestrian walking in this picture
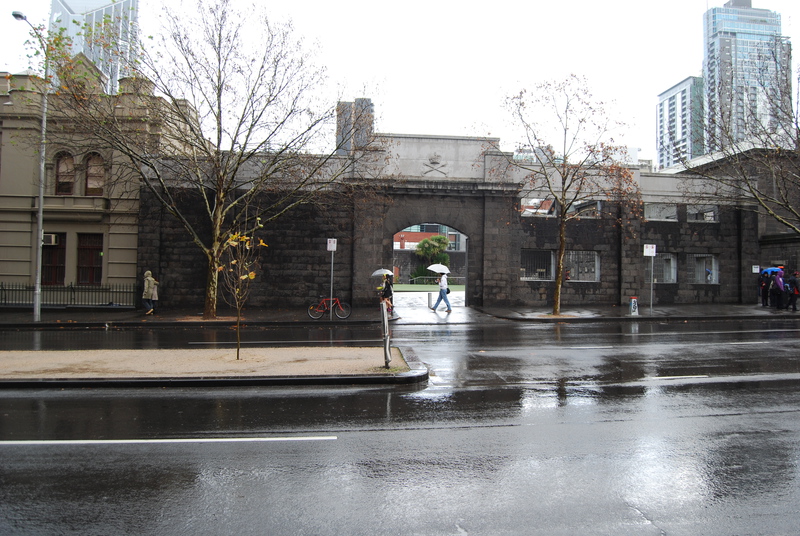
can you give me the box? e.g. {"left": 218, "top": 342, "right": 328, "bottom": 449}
{"left": 380, "top": 274, "right": 394, "bottom": 316}
{"left": 142, "top": 270, "right": 159, "bottom": 315}
{"left": 430, "top": 272, "right": 452, "bottom": 313}
{"left": 786, "top": 271, "right": 799, "bottom": 312}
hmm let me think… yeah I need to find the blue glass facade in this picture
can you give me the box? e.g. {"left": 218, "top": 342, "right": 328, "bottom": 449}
{"left": 702, "top": 0, "right": 792, "bottom": 150}
{"left": 49, "top": 0, "right": 139, "bottom": 94}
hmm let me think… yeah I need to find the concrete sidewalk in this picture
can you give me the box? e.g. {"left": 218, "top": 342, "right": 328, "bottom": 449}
{"left": 0, "top": 291, "right": 793, "bottom": 328}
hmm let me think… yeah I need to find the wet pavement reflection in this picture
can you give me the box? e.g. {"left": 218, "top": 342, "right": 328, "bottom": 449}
{"left": 2, "top": 318, "right": 800, "bottom": 534}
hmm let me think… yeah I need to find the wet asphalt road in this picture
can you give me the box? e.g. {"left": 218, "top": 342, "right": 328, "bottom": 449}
{"left": 1, "top": 318, "right": 800, "bottom": 535}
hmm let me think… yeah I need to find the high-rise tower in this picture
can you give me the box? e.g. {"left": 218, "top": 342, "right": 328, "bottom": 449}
{"left": 49, "top": 0, "right": 139, "bottom": 94}
{"left": 703, "top": 0, "right": 792, "bottom": 151}
{"left": 656, "top": 76, "right": 705, "bottom": 169}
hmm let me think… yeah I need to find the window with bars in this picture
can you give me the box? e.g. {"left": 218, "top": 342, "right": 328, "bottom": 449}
{"left": 521, "top": 250, "right": 599, "bottom": 281}
{"left": 42, "top": 233, "right": 66, "bottom": 285}
{"left": 520, "top": 250, "right": 553, "bottom": 280}
{"left": 644, "top": 203, "right": 678, "bottom": 221}
{"left": 77, "top": 233, "right": 103, "bottom": 285}
{"left": 563, "top": 250, "right": 599, "bottom": 281}
{"left": 688, "top": 254, "right": 718, "bottom": 284}
{"left": 644, "top": 253, "right": 677, "bottom": 283}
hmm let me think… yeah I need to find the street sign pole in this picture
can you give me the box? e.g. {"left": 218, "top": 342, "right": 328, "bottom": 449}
{"left": 327, "top": 239, "right": 337, "bottom": 320}
{"left": 643, "top": 244, "right": 657, "bottom": 316}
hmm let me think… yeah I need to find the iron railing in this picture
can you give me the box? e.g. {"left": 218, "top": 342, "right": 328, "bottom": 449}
{"left": 0, "top": 283, "right": 138, "bottom": 307}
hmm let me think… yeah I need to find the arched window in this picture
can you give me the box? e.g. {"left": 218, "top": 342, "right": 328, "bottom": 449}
{"left": 85, "top": 153, "right": 105, "bottom": 196}
{"left": 55, "top": 153, "right": 75, "bottom": 195}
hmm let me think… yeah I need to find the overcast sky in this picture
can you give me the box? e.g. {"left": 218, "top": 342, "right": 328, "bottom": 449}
{"left": 3, "top": 0, "right": 799, "bottom": 161}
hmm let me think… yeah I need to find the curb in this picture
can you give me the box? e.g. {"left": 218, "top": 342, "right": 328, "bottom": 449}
{"left": 0, "top": 346, "right": 429, "bottom": 389}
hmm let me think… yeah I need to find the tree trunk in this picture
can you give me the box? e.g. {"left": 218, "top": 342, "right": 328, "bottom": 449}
{"left": 203, "top": 256, "right": 219, "bottom": 319}
{"left": 552, "top": 214, "right": 568, "bottom": 315}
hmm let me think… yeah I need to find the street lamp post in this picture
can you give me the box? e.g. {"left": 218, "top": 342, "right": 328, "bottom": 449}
{"left": 13, "top": 10, "right": 48, "bottom": 322}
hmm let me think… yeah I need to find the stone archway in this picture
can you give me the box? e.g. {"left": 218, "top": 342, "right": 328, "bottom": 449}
{"left": 350, "top": 182, "right": 519, "bottom": 308}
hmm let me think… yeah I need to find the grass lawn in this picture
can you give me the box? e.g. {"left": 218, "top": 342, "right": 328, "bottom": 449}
{"left": 394, "top": 284, "right": 465, "bottom": 292}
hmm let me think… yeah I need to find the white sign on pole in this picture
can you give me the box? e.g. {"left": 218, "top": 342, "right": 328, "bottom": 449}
{"left": 752, "top": 265, "right": 761, "bottom": 274}
{"left": 327, "top": 238, "right": 337, "bottom": 252}
{"left": 643, "top": 244, "right": 657, "bottom": 257}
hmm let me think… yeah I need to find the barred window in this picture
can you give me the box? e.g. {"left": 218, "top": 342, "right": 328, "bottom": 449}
{"left": 563, "top": 250, "right": 599, "bottom": 282}
{"left": 520, "top": 250, "right": 553, "bottom": 280}
{"left": 644, "top": 253, "right": 677, "bottom": 283}
{"left": 687, "top": 204, "right": 718, "bottom": 222}
{"left": 688, "top": 254, "right": 718, "bottom": 284}
{"left": 644, "top": 203, "right": 678, "bottom": 221}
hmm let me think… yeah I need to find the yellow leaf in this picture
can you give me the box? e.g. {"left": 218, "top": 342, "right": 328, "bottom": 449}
{"left": 248, "top": 272, "right": 256, "bottom": 279}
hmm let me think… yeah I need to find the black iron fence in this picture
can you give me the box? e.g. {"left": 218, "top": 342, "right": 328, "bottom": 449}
{"left": 0, "top": 283, "right": 138, "bottom": 308}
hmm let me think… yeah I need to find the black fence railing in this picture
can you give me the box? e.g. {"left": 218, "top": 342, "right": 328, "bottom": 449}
{"left": 0, "top": 283, "right": 138, "bottom": 308}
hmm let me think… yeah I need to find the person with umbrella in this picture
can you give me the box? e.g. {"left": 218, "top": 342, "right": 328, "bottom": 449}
{"left": 381, "top": 273, "right": 394, "bottom": 315}
{"left": 372, "top": 269, "right": 395, "bottom": 316}
{"left": 428, "top": 264, "right": 452, "bottom": 313}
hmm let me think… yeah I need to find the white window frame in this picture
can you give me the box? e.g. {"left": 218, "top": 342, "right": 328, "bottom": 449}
{"left": 645, "top": 252, "right": 678, "bottom": 283}
{"left": 566, "top": 200, "right": 602, "bottom": 219}
{"left": 687, "top": 204, "right": 718, "bottom": 222}
{"left": 520, "top": 250, "right": 554, "bottom": 280}
{"left": 688, "top": 254, "right": 719, "bottom": 284}
{"left": 563, "top": 250, "right": 600, "bottom": 282}
{"left": 520, "top": 196, "right": 556, "bottom": 218}
{"left": 644, "top": 203, "right": 678, "bottom": 221}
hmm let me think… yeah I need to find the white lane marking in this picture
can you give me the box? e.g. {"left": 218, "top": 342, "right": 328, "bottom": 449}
{"left": 566, "top": 346, "right": 614, "bottom": 349}
{"left": 645, "top": 375, "right": 709, "bottom": 380}
{"left": 0, "top": 436, "right": 337, "bottom": 446}
{"left": 188, "top": 340, "right": 382, "bottom": 345}
{"left": 623, "top": 329, "right": 800, "bottom": 337}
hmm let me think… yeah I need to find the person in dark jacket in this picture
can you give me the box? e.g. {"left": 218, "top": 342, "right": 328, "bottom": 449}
{"left": 380, "top": 274, "right": 394, "bottom": 316}
{"left": 772, "top": 269, "right": 786, "bottom": 310}
{"left": 785, "top": 271, "right": 799, "bottom": 312}
{"left": 759, "top": 270, "right": 771, "bottom": 306}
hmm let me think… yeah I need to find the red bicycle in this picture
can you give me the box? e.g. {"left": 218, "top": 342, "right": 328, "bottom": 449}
{"left": 307, "top": 296, "right": 352, "bottom": 319}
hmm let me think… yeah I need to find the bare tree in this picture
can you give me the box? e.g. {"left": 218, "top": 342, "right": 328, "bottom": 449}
{"left": 497, "top": 75, "right": 640, "bottom": 315}
{"left": 673, "top": 43, "right": 800, "bottom": 235}
{"left": 39, "top": 0, "right": 383, "bottom": 318}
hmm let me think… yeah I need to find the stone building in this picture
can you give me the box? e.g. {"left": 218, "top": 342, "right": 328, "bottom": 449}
{"left": 0, "top": 78, "right": 786, "bottom": 311}
{"left": 0, "top": 64, "right": 190, "bottom": 308}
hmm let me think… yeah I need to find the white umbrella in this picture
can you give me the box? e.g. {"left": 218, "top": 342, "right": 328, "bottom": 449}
{"left": 427, "top": 263, "right": 450, "bottom": 274}
{"left": 371, "top": 268, "right": 394, "bottom": 277}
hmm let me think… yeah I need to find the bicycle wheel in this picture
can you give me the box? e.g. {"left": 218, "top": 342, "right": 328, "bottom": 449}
{"left": 334, "top": 301, "right": 352, "bottom": 319}
{"left": 307, "top": 303, "right": 325, "bottom": 319}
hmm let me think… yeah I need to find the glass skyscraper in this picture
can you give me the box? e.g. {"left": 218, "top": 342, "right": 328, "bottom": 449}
{"left": 702, "top": 0, "right": 792, "bottom": 151}
{"left": 49, "top": 0, "right": 139, "bottom": 94}
{"left": 656, "top": 76, "right": 705, "bottom": 169}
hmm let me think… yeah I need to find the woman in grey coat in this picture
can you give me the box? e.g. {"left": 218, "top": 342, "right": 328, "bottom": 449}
{"left": 142, "top": 270, "right": 159, "bottom": 315}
